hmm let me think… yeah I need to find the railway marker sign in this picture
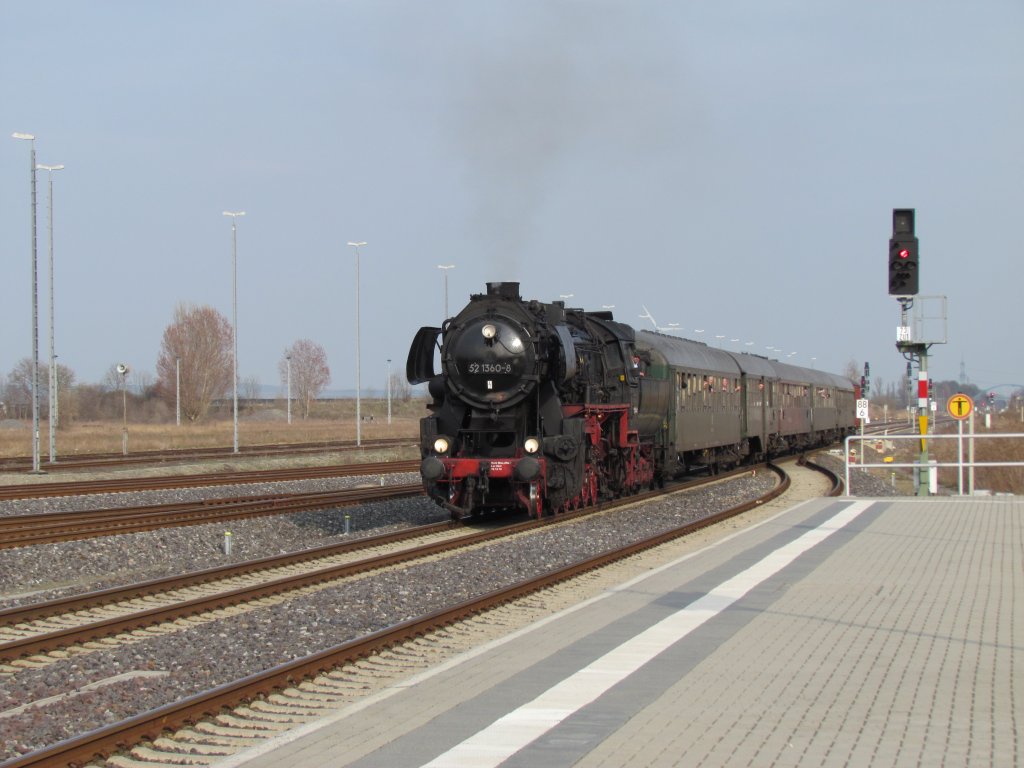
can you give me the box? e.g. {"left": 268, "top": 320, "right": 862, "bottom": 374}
{"left": 856, "top": 399, "right": 870, "bottom": 420}
{"left": 946, "top": 393, "right": 973, "bottom": 420}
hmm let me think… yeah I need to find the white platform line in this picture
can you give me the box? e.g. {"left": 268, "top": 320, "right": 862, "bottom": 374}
{"left": 421, "top": 500, "right": 875, "bottom": 768}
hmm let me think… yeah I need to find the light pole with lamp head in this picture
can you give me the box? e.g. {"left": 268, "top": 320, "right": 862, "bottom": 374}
{"left": 12, "top": 132, "right": 42, "bottom": 473}
{"left": 37, "top": 162, "right": 64, "bottom": 463}
{"left": 117, "top": 363, "right": 129, "bottom": 454}
{"left": 175, "top": 357, "right": 181, "bottom": 426}
{"left": 223, "top": 211, "right": 245, "bottom": 453}
{"left": 286, "top": 355, "right": 292, "bottom": 425}
{"left": 347, "top": 241, "right": 367, "bottom": 446}
{"left": 437, "top": 264, "right": 455, "bottom": 317}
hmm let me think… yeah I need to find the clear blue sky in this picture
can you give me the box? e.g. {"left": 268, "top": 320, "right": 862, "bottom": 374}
{"left": 3, "top": 1, "right": 1022, "bottom": 399}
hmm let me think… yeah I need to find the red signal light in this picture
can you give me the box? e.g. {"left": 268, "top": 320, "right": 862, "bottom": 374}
{"left": 898, "top": 248, "right": 910, "bottom": 259}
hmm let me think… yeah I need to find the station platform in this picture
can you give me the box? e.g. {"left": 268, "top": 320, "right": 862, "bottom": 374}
{"left": 225, "top": 496, "right": 1021, "bottom": 767}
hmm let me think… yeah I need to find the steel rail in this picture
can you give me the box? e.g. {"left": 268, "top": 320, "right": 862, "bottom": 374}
{"left": 0, "top": 459, "right": 420, "bottom": 501}
{"left": 0, "top": 483, "right": 424, "bottom": 548}
{"left": 0, "top": 521, "right": 457, "bottom": 627}
{"left": 0, "top": 437, "right": 415, "bottom": 474}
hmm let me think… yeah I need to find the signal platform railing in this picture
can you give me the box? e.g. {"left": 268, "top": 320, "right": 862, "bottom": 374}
{"left": 844, "top": 432, "right": 1024, "bottom": 497}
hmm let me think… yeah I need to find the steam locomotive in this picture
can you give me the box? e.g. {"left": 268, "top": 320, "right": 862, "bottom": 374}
{"left": 406, "top": 282, "right": 856, "bottom": 519}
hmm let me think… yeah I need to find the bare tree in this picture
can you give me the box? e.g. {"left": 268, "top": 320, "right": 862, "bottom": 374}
{"left": 389, "top": 369, "right": 413, "bottom": 402}
{"left": 843, "top": 359, "right": 860, "bottom": 383}
{"left": 155, "top": 303, "right": 233, "bottom": 422}
{"left": 279, "top": 340, "right": 330, "bottom": 419}
{"left": 241, "top": 375, "right": 261, "bottom": 408}
{"left": 102, "top": 364, "right": 125, "bottom": 393}
{"left": 6, "top": 358, "right": 76, "bottom": 417}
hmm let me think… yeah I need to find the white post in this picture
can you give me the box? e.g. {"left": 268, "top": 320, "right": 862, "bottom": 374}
{"left": 968, "top": 411, "right": 976, "bottom": 495}
{"left": 347, "top": 242, "right": 367, "bottom": 446}
{"left": 175, "top": 356, "right": 181, "bottom": 426}
{"left": 957, "top": 419, "right": 964, "bottom": 495}
{"left": 223, "top": 211, "right": 246, "bottom": 453}
{"left": 286, "top": 355, "right": 292, "bottom": 425}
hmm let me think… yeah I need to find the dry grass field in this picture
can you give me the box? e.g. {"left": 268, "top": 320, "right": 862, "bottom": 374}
{"left": 0, "top": 398, "right": 425, "bottom": 458}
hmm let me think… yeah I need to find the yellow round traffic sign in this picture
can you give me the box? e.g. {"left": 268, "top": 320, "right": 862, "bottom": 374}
{"left": 947, "top": 393, "right": 974, "bottom": 420}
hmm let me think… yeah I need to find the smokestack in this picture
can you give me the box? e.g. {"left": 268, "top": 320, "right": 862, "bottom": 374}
{"left": 486, "top": 282, "right": 521, "bottom": 300}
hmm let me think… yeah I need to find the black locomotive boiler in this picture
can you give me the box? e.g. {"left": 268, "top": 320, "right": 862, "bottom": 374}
{"left": 406, "top": 282, "right": 856, "bottom": 519}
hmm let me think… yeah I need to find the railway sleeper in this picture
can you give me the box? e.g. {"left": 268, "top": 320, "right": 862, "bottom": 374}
{"left": 216, "top": 712, "right": 294, "bottom": 731}
{"left": 189, "top": 720, "right": 264, "bottom": 740}
{"left": 112, "top": 744, "right": 220, "bottom": 765}
{"left": 272, "top": 687, "right": 341, "bottom": 703}
{"left": 249, "top": 699, "right": 331, "bottom": 716}
{"left": 151, "top": 737, "right": 236, "bottom": 757}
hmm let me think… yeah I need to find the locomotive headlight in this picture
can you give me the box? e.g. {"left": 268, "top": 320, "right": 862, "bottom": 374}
{"left": 433, "top": 437, "right": 451, "bottom": 454}
{"left": 481, "top": 323, "right": 497, "bottom": 340}
{"left": 524, "top": 437, "right": 540, "bottom": 454}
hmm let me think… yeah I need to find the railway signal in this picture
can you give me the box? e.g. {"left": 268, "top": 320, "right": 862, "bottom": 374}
{"left": 888, "top": 208, "right": 919, "bottom": 296}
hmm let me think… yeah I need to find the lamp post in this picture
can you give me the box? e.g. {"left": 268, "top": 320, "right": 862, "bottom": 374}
{"left": 386, "top": 358, "right": 392, "bottom": 425}
{"left": 12, "top": 133, "right": 42, "bottom": 473}
{"left": 175, "top": 356, "right": 181, "bottom": 426}
{"left": 347, "top": 241, "right": 367, "bottom": 446}
{"left": 37, "top": 162, "right": 64, "bottom": 463}
{"left": 52, "top": 355, "right": 59, "bottom": 441}
{"left": 117, "top": 363, "right": 129, "bottom": 454}
{"left": 437, "top": 264, "right": 455, "bottom": 317}
{"left": 223, "top": 211, "right": 245, "bottom": 453}
{"left": 286, "top": 355, "right": 292, "bottom": 425}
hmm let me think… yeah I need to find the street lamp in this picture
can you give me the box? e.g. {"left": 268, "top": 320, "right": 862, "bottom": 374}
{"left": 117, "top": 363, "right": 129, "bottom": 454}
{"left": 286, "top": 355, "right": 292, "bottom": 425}
{"left": 348, "top": 241, "right": 367, "bottom": 446}
{"left": 437, "top": 264, "right": 455, "bottom": 318}
{"left": 386, "top": 358, "right": 392, "bottom": 425}
{"left": 40, "top": 163, "right": 64, "bottom": 458}
{"left": 175, "top": 356, "right": 181, "bottom": 426}
{"left": 12, "top": 132, "right": 42, "bottom": 473}
{"left": 37, "top": 162, "right": 64, "bottom": 463}
{"left": 223, "top": 211, "right": 245, "bottom": 453}
{"left": 52, "top": 355, "right": 59, "bottom": 442}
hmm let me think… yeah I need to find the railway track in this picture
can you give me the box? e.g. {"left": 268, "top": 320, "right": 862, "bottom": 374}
{"left": 0, "top": 483, "right": 424, "bottom": 548}
{"left": 0, "top": 519, "right": 461, "bottom": 665}
{"left": 0, "top": 437, "right": 416, "bottom": 474}
{"left": 0, "top": 458, "right": 420, "bottom": 501}
{"left": 1, "top": 459, "right": 840, "bottom": 767}
{"left": 0, "top": 467, "right": 759, "bottom": 665}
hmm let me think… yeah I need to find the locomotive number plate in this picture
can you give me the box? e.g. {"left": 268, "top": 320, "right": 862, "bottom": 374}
{"left": 469, "top": 362, "right": 513, "bottom": 374}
